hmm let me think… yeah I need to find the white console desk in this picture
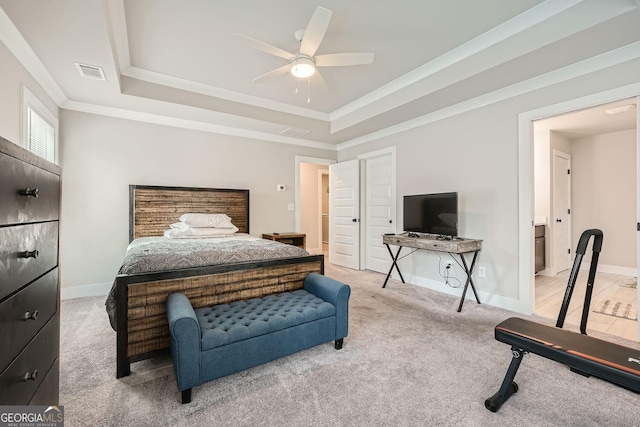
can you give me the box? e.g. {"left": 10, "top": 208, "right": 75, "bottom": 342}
{"left": 382, "top": 234, "right": 482, "bottom": 312}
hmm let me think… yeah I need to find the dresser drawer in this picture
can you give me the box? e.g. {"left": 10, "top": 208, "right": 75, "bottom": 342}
{"left": 0, "top": 268, "right": 58, "bottom": 373}
{"left": 28, "top": 359, "right": 59, "bottom": 405}
{"left": 0, "top": 315, "right": 58, "bottom": 405}
{"left": 0, "top": 222, "right": 58, "bottom": 300}
{"left": 0, "top": 152, "right": 60, "bottom": 226}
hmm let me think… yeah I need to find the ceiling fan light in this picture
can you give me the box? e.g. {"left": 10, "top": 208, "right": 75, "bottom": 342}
{"left": 290, "top": 57, "right": 315, "bottom": 78}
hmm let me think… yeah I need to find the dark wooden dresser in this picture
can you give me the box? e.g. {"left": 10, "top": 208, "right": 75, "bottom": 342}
{"left": 0, "top": 136, "right": 61, "bottom": 405}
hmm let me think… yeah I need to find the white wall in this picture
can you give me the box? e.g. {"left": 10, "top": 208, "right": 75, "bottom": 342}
{"left": 571, "top": 128, "right": 637, "bottom": 270}
{"left": 0, "top": 40, "right": 58, "bottom": 148}
{"left": 338, "top": 58, "right": 640, "bottom": 310}
{"left": 533, "top": 127, "right": 550, "bottom": 222}
{"left": 58, "top": 110, "right": 336, "bottom": 297}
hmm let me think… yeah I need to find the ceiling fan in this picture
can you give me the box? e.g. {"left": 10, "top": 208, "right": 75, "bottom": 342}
{"left": 234, "top": 6, "right": 374, "bottom": 88}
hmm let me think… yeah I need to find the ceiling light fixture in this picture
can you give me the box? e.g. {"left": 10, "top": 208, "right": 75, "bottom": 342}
{"left": 604, "top": 104, "right": 636, "bottom": 114}
{"left": 290, "top": 56, "right": 315, "bottom": 79}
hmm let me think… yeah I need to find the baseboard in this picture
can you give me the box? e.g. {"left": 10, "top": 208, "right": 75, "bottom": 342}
{"left": 306, "top": 246, "right": 323, "bottom": 255}
{"left": 582, "top": 263, "right": 637, "bottom": 277}
{"left": 61, "top": 282, "right": 111, "bottom": 300}
{"left": 403, "top": 273, "right": 529, "bottom": 315}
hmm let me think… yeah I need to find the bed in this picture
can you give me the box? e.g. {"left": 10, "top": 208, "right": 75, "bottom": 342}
{"left": 108, "top": 185, "right": 324, "bottom": 378}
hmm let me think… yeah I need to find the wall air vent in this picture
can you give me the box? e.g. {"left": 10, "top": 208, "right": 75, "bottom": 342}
{"left": 74, "top": 62, "right": 106, "bottom": 81}
{"left": 279, "top": 127, "right": 311, "bottom": 138}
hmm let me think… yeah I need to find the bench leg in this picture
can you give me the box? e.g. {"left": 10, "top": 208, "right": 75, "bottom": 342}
{"left": 335, "top": 338, "right": 344, "bottom": 350}
{"left": 485, "top": 347, "right": 524, "bottom": 412}
{"left": 181, "top": 388, "right": 192, "bottom": 404}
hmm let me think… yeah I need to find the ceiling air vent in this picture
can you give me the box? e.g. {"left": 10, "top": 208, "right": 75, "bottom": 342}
{"left": 279, "top": 127, "right": 311, "bottom": 138}
{"left": 74, "top": 62, "right": 106, "bottom": 81}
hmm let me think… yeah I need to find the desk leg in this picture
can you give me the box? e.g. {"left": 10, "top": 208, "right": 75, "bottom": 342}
{"left": 383, "top": 244, "right": 405, "bottom": 288}
{"left": 457, "top": 251, "right": 481, "bottom": 312}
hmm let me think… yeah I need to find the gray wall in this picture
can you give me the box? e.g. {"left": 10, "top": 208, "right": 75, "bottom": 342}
{"left": 58, "top": 110, "right": 336, "bottom": 295}
{"left": 3, "top": 30, "right": 640, "bottom": 310}
{"left": 571, "top": 128, "right": 637, "bottom": 269}
{"left": 339, "top": 58, "right": 640, "bottom": 306}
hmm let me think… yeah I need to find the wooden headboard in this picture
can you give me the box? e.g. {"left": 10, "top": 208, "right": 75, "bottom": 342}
{"left": 129, "top": 185, "right": 249, "bottom": 242}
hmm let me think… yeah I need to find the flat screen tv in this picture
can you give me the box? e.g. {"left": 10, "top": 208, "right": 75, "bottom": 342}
{"left": 403, "top": 192, "right": 458, "bottom": 237}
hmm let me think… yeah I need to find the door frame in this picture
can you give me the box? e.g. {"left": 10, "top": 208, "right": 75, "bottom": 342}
{"left": 518, "top": 84, "right": 640, "bottom": 317}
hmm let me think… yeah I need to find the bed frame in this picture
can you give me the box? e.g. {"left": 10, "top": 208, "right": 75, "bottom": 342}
{"left": 115, "top": 185, "right": 324, "bottom": 378}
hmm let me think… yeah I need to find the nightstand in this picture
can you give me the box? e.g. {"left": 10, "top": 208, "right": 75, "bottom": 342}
{"left": 262, "top": 232, "right": 306, "bottom": 249}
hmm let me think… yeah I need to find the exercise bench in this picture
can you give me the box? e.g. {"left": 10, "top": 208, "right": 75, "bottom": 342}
{"left": 485, "top": 229, "right": 640, "bottom": 412}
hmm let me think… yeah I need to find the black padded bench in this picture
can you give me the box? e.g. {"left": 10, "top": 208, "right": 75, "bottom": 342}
{"left": 485, "top": 229, "right": 640, "bottom": 412}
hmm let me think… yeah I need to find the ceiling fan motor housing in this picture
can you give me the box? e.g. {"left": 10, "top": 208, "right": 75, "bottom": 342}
{"left": 290, "top": 55, "right": 315, "bottom": 78}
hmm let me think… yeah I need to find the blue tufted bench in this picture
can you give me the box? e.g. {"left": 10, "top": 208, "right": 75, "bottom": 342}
{"left": 167, "top": 273, "right": 350, "bottom": 403}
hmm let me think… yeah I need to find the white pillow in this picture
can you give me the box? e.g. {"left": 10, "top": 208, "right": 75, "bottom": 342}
{"left": 164, "top": 224, "right": 239, "bottom": 239}
{"left": 178, "top": 213, "right": 235, "bottom": 228}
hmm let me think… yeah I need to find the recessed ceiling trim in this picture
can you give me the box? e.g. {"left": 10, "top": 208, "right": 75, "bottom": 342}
{"left": 102, "top": 0, "right": 130, "bottom": 91}
{"left": 337, "top": 41, "right": 640, "bottom": 151}
{"left": 329, "top": 0, "right": 584, "bottom": 127}
{"left": 122, "top": 66, "right": 330, "bottom": 122}
{"left": 61, "top": 100, "right": 336, "bottom": 151}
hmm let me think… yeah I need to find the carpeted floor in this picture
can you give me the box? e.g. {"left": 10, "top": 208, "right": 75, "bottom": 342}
{"left": 59, "top": 264, "right": 640, "bottom": 426}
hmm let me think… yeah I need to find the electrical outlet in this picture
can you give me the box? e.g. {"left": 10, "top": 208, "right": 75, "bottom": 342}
{"left": 478, "top": 266, "right": 486, "bottom": 278}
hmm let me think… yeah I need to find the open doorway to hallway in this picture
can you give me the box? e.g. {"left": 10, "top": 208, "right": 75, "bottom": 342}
{"left": 297, "top": 158, "right": 332, "bottom": 256}
{"left": 533, "top": 97, "right": 637, "bottom": 341}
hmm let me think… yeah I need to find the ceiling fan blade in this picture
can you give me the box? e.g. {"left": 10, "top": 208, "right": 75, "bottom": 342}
{"left": 315, "top": 53, "right": 375, "bottom": 67}
{"left": 252, "top": 64, "right": 292, "bottom": 83}
{"left": 234, "top": 33, "right": 295, "bottom": 61}
{"left": 299, "top": 6, "right": 332, "bottom": 57}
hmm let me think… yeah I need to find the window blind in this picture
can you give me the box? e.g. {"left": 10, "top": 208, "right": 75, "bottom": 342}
{"left": 27, "top": 106, "right": 55, "bottom": 162}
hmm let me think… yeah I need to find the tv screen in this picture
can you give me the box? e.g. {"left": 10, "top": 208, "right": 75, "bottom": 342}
{"left": 403, "top": 192, "right": 458, "bottom": 236}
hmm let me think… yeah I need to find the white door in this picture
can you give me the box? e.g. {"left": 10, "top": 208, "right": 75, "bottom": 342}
{"left": 552, "top": 150, "right": 572, "bottom": 272}
{"left": 365, "top": 153, "right": 395, "bottom": 273}
{"left": 329, "top": 160, "right": 360, "bottom": 269}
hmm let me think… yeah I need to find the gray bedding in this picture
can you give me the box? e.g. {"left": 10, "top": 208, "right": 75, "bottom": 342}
{"left": 105, "top": 234, "right": 309, "bottom": 330}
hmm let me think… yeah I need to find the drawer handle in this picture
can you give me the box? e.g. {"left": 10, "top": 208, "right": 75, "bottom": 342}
{"left": 22, "top": 310, "right": 39, "bottom": 321}
{"left": 18, "top": 188, "right": 39, "bottom": 198}
{"left": 20, "top": 250, "right": 39, "bottom": 259}
{"left": 22, "top": 370, "right": 38, "bottom": 382}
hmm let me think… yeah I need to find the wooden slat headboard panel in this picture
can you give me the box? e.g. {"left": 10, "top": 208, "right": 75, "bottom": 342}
{"left": 129, "top": 185, "right": 249, "bottom": 241}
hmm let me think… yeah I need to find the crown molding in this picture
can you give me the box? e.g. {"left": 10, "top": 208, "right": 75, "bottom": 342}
{"left": 122, "top": 66, "right": 330, "bottom": 122}
{"left": 0, "top": 6, "right": 67, "bottom": 106}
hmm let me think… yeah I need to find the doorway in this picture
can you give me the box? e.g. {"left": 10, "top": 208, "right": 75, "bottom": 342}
{"left": 532, "top": 97, "right": 638, "bottom": 340}
{"left": 319, "top": 170, "right": 329, "bottom": 256}
{"left": 296, "top": 156, "right": 335, "bottom": 255}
